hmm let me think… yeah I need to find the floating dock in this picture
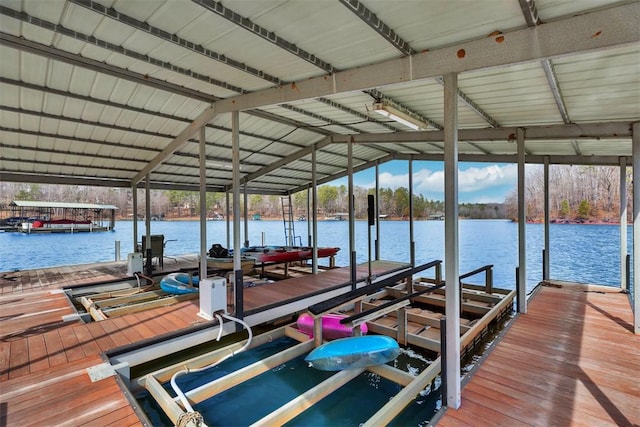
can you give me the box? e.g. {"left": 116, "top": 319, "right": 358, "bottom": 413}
{"left": 134, "top": 261, "right": 515, "bottom": 426}
{"left": 436, "top": 281, "right": 640, "bottom": 426}
{"left": 1, "top": 258, "right": 637, "bottom": 426}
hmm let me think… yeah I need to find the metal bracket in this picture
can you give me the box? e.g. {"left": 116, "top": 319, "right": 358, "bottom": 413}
{"left": 86, "top": 362, "right": 129, "bottom": 383}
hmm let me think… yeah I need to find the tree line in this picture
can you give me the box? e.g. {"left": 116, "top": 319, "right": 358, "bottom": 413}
{"left": 0, "top": 165, "right": 629, "bottom": 222}
{"left": 503, "top": 165, "right": 631, "bottom": 222}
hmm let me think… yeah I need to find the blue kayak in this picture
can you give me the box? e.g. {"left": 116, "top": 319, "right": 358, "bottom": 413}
{"left": 305, "top": 335, "right": 400, "bottom": 371}
{"left": 160, "top": 273, "right": 199, "bottom": 295}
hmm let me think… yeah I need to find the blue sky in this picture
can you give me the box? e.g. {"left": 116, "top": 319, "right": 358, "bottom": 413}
{"left": 330, "top": 160, "right": 518, "bottom": 203}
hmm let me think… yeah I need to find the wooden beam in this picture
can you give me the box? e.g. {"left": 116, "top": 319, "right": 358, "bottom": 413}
{"left": 362, "top": 358, "right": 442, "bottom": 426}
{"left": 251, "top": 368, "right": 365, "bottom": 426}
{"left": 183, "top": 340, "right": 314, "bottom": 405}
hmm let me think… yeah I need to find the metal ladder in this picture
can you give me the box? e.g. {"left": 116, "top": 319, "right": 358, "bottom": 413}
{"left": 281, "top": 195, "right": 300, "bottom": 246}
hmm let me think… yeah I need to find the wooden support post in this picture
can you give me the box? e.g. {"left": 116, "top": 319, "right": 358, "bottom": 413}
{"left": 397, "top": 308, "right": 407, "bottom": 345}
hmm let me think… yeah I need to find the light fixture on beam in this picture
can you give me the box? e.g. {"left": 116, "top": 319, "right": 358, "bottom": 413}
{"left": 373, "top": 102, "right": 427, "bottom": 130}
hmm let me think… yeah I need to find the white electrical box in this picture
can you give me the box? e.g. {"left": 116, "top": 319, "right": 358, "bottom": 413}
{"left": 127, "top": 252, "right": 143, "bottom": 276}
{"left": 198, "top": 277, "right": 227, "bottom": 320}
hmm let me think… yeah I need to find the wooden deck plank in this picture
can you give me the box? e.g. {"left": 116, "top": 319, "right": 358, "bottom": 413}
{"left": 85, "top": 406, "right": 142, "bottom": 427}
{"left": 42, "top": 328, "right": 68, "bottom": 367}
{"left": 0, "top": 340, "right": 10, "bottom": 380}
{"left": 438, "top": 283, "right": 640, "bottom": 426}
{"left": 85, "top": 321, "right": 119, "bottom": 353}
{"left": 0, "top": 257, "right": 415, "bottom": 426}
{"left": 26, "top": 334, "right": 49, "bottom": 373}
{"left": 58, "top": 323, "right": 89, "bottom": 362}
{"left": 72, "top": 323, "right": 102, "bottom": 357}
{"left": 8, "top": 338, "right": 29, "bottom": 379}
{"left": 110, "top": 316, "right": 145, "bottom": 344}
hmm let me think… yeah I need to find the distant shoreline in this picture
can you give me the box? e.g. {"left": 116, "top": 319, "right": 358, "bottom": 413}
{"left": 116, "top": 216, "right": 624, "bottom": 225}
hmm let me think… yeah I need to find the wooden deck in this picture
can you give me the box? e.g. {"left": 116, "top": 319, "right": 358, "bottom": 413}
{"left": 437, "top": 281, "right": 640, "bottom": 427}
{"left": 0, "top": 256, "right": 408, "bottom": 426}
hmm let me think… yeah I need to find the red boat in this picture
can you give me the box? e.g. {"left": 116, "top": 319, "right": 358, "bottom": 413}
{"left": 241, "top": 246, "right": 339, "bottom": 264}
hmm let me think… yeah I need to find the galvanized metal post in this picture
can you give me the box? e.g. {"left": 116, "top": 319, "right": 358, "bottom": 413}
{"left": 409, "top": 158, "right": 415, "bottom": 267}
{"left": 543, "top": 156, "right": 550, "bottom": 280}
{"left": 132, "top": 185, "right": 138, "bottom": 252}
{"left": 226, "top": 191, "right": 231, "bottom": 250}
{"left": 348, "top": 137, "right": 356, "bottom": 289}
{"left": 517, "top": 128, "right": 527, "bottom": 313}
{"left": 312, "top": 146, "right": 318, "bottom": 274}
{"left": 375, "top": 161, "right": 380, "bottom": 260}
{"left": 632, "top": 122, "right": 639, "bottom": 334}
{"left": 199, "top": 126, "right": 207, "bottom": 280}
{"left": 620, "top": 156, "right": 628, "bottom": 290}
{"left": 443, "top": 72, "right": 461, "bottom": 409}
{"left": 232, "top": 111, "right": 243, "bottom": 322}
{"left": 243, "top": 182, "right": 249, "bottom": 248}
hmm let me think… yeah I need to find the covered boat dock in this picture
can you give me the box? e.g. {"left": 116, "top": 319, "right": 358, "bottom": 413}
{"left": 0, "top": 0, "right": 638, "bottom": 424}
{"left": 6, "top": 200, "right": 117, "bottom": 232}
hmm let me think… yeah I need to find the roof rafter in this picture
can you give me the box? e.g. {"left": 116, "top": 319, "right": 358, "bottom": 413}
{"left": 518, "top": 0, "right": 571, "bottom": 124}
{"left": 339, "top": 0, "right": 414, "bottom": 56}
{"left": 69, "top": 0, "right": 284, "bottom": 85}
{"left": 0, "top": 32, "right": 215, "bottom": 103}
{"left": 329, "top": 122, "right": 632, "bottom": 143}
{"left": 191, "top": 0, "right": 336, "bottom": 74}
{"left": 212, "top": 4, "right": 638, "bottom": 113}
{"left": 341, "top": 0, "right": 500, "bottom": 127}
{"left": 315, "top": 97, "right": 425, "bottom": 155}
{"left": 0, "top": 6, "right": 245, "bottom": 94}
{"left": 366, "top": 89, "right": 443, "bottom": 131}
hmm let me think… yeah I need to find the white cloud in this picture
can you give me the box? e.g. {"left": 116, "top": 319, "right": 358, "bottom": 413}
{"left": 457, "top": 164, "right": 517, "bottom": 193}
{"left": 360, "top": 164, "right": 517, "bottom": 200}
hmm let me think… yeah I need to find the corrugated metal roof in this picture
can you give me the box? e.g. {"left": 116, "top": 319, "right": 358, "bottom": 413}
{"left": 0, "top": 0, "right": 638, "bottom": 194}
{"left": 11, "top": 200, "right": 118, "bottom": 210}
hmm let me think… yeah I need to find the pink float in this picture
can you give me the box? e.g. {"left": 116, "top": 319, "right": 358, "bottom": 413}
{"left": 296, "top": 312, "right": 368, "bottom": 340}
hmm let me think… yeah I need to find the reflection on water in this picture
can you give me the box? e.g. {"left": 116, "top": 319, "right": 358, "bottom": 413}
{"left": 0, "top": 220, "right": 631, "bottom": 292}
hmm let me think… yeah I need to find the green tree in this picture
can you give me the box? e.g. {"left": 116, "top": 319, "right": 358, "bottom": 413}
{"left": 317, "top": 185, "right": 338, "bottom": 214}
{"left": 577, "top": 199, "right": 591, "bottom": 219}
{"left": 394, "top": 187, "right": 410, "bottom": 217}
{"left": 559, "top": 199, "right": 570, "bottom": 218}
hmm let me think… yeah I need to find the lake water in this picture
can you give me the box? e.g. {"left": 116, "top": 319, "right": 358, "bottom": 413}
{"left": 0, "top": 219, "right": 631, "bottom": 293}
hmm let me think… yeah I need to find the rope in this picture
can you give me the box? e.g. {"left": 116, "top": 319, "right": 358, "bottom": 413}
{"left": 176, "top": 411, "right": 204, "bottom": 427}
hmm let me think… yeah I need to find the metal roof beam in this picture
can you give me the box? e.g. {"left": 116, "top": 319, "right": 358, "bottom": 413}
{"left": 540, "top": 57, "right": 571, "bottom": 124}
{"left": 366, "top": 89, "right": 443, "bottom": 130}
{"left": 518, "top": 0, "right": 541, "bottom": 26}
{"left": 434, "top": 78, "right": 500, "bottom": 127}
{"left": 0, "top": 32, "right": 216, "bottom": 103}
{"left": 244, "top": 137, "right": 333, "bottom": 182}
{"left": 212, "top": 3, "right": 639, "bottom": 113}
{"left": 341, "top": 0, "right": 500, "bottom": 128}
{"left": 277, "top": 104, "right": 390, "bottom": 159}
{"left": 0, "top": 78, "right": 330, "bottom": 149}
{"left": 192, "top": 0, "right": 336, "bottom": 73}
{"left": 316, "top": 97, "right": 426, "bottom": 155}
{"left": 0, "top": 110, "right": 290, "bottom": 169}
{"left": 0, "top": 6, "right": 244, "bottom": 94}
{"left": 290, "top": 153, "right": 396, "bottom": 193}
{"left": 404, "top": 153, "right": 630, "bottom": 167}
{"left": 317, "top": 97, "right": 397, "bottom": 132}
{"left": 70, "top": 0, "right": 283, "bottom": 86}
{"left": 339, "top": 0, "right": 414, "bottom": 56}
{"left": 518, "top": 0, "right": 571, "bottom": 124}
{"left": 330, "top": 122, "right": 632, "bottom": 143}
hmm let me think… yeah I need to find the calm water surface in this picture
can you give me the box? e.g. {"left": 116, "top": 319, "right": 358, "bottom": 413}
{"left": 0, "top": 219, "right": 631, "bottom": 292}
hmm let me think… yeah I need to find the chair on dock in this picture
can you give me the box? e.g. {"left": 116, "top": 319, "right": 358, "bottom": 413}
{"left": 141, "top": 234, "right": 165, "bottom": 268}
